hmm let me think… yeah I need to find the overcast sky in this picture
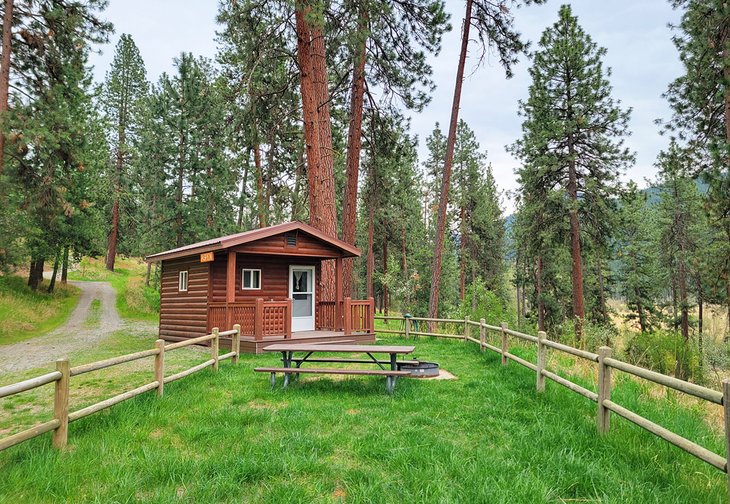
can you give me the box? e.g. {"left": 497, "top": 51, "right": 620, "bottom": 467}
{"left": 88, "top": 0, "right": 683, "bottom": 213}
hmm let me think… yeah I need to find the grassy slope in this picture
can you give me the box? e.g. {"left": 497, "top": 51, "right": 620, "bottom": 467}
{"left": 0, "top": 335, "right": 726, "bottom": 503}
{"left": 68, "top": 256, "right": 159, "bottom": 323}
{"left": 0, "top": 275, "right": 81, "bottom": 345}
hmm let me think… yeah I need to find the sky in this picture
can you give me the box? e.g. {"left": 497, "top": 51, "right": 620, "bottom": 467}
{"left": 88, "top": 0, "right": 684, "bottom": 213}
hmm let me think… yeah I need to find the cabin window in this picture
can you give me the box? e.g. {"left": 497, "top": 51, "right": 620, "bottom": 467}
{"left": 242, "top": 268, "right": 261, "bottom": 290}
{"left": 285, "top": 232, "right": 297, "bottom": 247}
{"left": 178, "top": 270, "right": 188, "bottom": 292}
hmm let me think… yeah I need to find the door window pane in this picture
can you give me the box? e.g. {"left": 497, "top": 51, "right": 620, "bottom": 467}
{"left": 293, "top": 270, "right": 310, "bottom": 293}
{"left": 292, "top": 293, "right": 313, "bottom": 316}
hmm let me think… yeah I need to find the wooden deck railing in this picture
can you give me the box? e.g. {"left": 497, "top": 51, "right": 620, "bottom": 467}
{"left": 344, "top": 297, "right": 374, "bottom": 335}
{"left": 209, "top": 299, "right": 292, "bottom": 340}
{"left": 317, "top": 300, "right": 339, "bottom": 331}
{"left": 0, "top": 325, "right": 241, "bottom": 453}
{"left": 375, "top": 315, "right": 730, "bottom": 494}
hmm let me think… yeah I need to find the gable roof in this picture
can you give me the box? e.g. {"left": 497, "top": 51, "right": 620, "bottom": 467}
{"left": 145, "top": 221, "right": 361, "bottom": 262}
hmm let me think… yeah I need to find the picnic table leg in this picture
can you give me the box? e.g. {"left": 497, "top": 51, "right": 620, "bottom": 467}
{"left": 386, "top": 376, "right": 394, "bottom": 394}
{"left": 283, "top": 351, "right": 291, "bottom": 388}
{"left": 270, "top": 372, "right": 276, "bottom": 389}
{"left": 389, "top": 353, "right": 398, "bottom": 393}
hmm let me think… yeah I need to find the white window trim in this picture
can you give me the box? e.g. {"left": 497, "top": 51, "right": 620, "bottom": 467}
{"left": 178, "top": 270, "right": 188, "bottom": 292}
{"left": 241, "top": 268, "right": 262, "bottom": 290}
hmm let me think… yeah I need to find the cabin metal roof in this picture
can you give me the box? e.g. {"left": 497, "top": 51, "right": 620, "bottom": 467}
{"left": 145, "top": 221, "right": 361, "bottom": 262}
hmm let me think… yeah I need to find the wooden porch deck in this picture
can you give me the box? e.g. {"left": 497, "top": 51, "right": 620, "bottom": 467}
{"left": 242, "top": 330, "right": 376, "bottom": 354}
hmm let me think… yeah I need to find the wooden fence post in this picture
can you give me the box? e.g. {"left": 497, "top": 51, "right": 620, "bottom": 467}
{"left": 722, "top": 378, "right": 730, "bottom": 494}
{"left": 500, "top": 322, "right": 508, "bottom": 366}
{"left": 404, "top": 316, "right": 411, "bottom": 339}
{"left": 536, "top": 331, "right": 547, "bottom": 392}
{"left": 155, "top": 339, "right": 165, "bottom": 397}
{"left": 52, "top": 358, "right": 69, "bottom": 449}
{"left": 479, "top": 319, "right": 486, "bottom": 352}
{"left": 463, "top": 316, "right": 470, "bottom": 343}
{"left": 285, "top": 299, "right": 292, "bottom": 339}
{"left": 597, "top": 346, "right": 612, "bottom": 434}
{"left": 254, "top": 298, "right": 264, "bottom": 341}
{"left": 212, "top": 327, "right": 220, "bottom": 371}
{"left": 232, "top": 324, "right": 241, "bottom": 365}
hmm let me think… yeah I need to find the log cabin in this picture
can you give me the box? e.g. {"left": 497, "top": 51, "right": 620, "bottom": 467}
{"left": 145, "top": 221, "right": 376, "bottom": 353}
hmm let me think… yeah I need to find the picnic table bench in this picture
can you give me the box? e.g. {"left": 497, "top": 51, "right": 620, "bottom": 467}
{"left": 255, "top": 343, "right": 416, "bottom": 394}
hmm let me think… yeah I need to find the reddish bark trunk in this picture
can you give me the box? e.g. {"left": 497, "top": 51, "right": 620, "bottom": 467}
{"left": 342, "top": 9, "right": 368, "bottom": 298}
{"left": 382, "top": 239, "right": 388, "bottom": 316}
{"left": 295, "top": 5, "right": 322, "bottom": 222}
{"left": 537, "top": 255, "right": 545, "bottom": 332}
{"left": 459, "top": 205, "right": 466, "bottom": 300}
{"left": 567, "top": 135, "right": 585, "bottom": 343}
{"left": 0, "top": 0, "right": 12, "bottom": 175}
{"left": 428, "top": 0, "right": 473, "bottom": 321}
{"left": 254, "top": 143, "right": 266, "bottom": 228}
{"left": 106, "top": 195, "right": 119, "bottom": 271}
{"left": 366, "top": 200, "right": 375, "bottom": 299}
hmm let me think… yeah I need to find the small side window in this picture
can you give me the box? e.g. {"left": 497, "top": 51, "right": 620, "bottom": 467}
{"left": 179, "top": 270, "right": 188, "bottom": 292}
{"left": 242, "top": 268, "right": 261, "bottom": 290}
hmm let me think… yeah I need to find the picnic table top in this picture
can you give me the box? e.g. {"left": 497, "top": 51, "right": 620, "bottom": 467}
{"left": 262, "top": 343, "right": 415, "bottom": 354}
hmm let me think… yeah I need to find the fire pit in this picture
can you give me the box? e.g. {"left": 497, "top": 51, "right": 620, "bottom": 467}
{"left": 399, "top": 361, "right": 440, "bottom": 378}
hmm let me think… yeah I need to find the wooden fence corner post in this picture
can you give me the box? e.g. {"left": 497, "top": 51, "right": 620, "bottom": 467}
{"left": 254, "top": 298, "right": 264, "bottom": 341}
{"left": 479, "top": 318, "right": 485, "bottom": 352}
{"left": 536, "top": 331, "right": 547, "bottom": 393}
{"left": 154, "top": 339, "right": 165, "bottom": 397}
{"left": 500, "top": 322, "right": 508, "bottom": 366}
{"left": 52, "top": 358, "right": 70, "bottom": 449}
{"left": 212, "top": 327, "right": 220, "bottom": 372}
{"left": 344, "top": 297, "right": 352, "bottom": 336}
{"left": 722, "top": 378, "right": 730, "bottom": 494}
{"left": 232, "top": 324, "right": 241, "bottom": 365}
{"left": 597, "top": 346, "right": 612, "bottom": 434}
{"left": 463, "top": 316, "right": 470, "bottom": 343}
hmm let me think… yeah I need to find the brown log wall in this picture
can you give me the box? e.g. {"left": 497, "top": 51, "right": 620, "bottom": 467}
{"left": 160, "top": 257, "right": 210, "bottom": 340}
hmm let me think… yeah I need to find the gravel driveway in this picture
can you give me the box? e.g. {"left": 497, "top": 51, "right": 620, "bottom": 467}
{"left": 0, "top": 281, "right": 155, "bottom": 373}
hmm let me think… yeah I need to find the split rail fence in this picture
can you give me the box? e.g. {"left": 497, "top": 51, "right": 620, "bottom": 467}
{"left": 0, "top": 325, "right": 241, "bottom": 452}
{"left": 376, "top": 314, "right": 730, "bottom": 493}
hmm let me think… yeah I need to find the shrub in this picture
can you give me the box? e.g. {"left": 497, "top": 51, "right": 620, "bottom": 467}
{"left": 625, "top": 329, "right": 701, "bottom": 380}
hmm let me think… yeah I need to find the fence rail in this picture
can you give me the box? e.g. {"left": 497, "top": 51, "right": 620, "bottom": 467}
{"left": 375, "top": 314, "right": 730, "bottom": 493}
{"left": 0, "top": 325, "right": 241, "bottom": 453}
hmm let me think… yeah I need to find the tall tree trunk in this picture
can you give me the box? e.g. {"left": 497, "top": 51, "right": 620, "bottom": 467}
{"left": 61, "top": 245, "right": 69, "bottom": 285}
{"left": 635, "top": 287, "right": 646, "bottom": 333}
{"left": 106, "top": 192, "right": 120, "bottom": 271}
{"left": 400, "top": 220, "right": 407, "bottom": 273}
{"left": 237, "top": 149, "right": 250, "bottom": 229}
{"left": 382, "top": 239, "right": 388, "bottom": 317}
{"left": 0, "top": 0, "right": 13, "bottom": 176}
{"left": 567, "top": 133, "right": 585, "bottom": 343}
{"left": 516, "top": 283, "right": 522, "bottom": 327}
{"left": 428, "top": 0, "right": 473, "bottom": 321}
{"left": 342, "top": 8, "right": 368, "bottom": 298}
{"left": 459, "top": 205, "right": 466, "bottom": 300}
{"left": 175, "top": 159, "right": 184, "bottom": 247}
{"left": 28, "top": 256, "right": 44, "bottom": 291}
{"left": 366, "top": 201, "right": 375, "bottom": 299}
{"left": 295, "top": 4, "right": 322, "bottom": 220}
{"left": 595, "top": 252, "right": 607, "bottom": 324}
{"left": 309, "top": 15, "right": 337, "bottom": 301}
{"left": 254, "top": 143, "right": 266, "bottom": 228}
{"left": 47, "top": 250, "right": 60, "bottom": 294}
{"left": 536, "top": 255, "right": 545, "bottom": 332}
{"left": 145, "top": 261, "right": 152, "bottom": 288}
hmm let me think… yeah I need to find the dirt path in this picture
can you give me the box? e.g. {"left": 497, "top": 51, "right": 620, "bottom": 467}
{"left": 0, "top": 280, "right": 155, "bottom": 373}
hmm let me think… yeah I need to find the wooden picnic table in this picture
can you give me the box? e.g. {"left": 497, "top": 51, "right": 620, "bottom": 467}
{"left": 257, "top": 343, "right": 416, "bottom": 393}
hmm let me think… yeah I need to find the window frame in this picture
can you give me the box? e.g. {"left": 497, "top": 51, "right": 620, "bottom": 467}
{"left": 178, "top": 270, "right": 188, "bottom": 292}
{"left": 241, "top": 268, "right": 262, "bottom": 290}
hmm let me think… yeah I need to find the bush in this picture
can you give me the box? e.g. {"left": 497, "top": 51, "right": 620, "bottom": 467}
{"left": 454, "top": 280, "right": 510, "bottom": 326}
{"left": 624, "top": 329, "right": 701, "bottom": 380}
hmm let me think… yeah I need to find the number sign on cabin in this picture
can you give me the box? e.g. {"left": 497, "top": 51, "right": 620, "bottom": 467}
{"left": 200, "top": 252, "right": 214, "bottom": 263}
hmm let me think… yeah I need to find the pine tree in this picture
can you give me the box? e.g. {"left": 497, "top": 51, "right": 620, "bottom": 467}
{"left": 427, "top": 0, "right": 545, "bottom": 322}
{"left": 618, "top": 182, "right": 660, "bottom": 332}
{"left": 511, "top": 4, "right": 633, "bottom": 343}
{"left": 101, "top": 34, "right": 148, "bottom": 271}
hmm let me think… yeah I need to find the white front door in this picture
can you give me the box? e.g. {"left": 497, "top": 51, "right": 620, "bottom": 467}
{"left": 290, "top": 265, "right": 315, "bottom": 332}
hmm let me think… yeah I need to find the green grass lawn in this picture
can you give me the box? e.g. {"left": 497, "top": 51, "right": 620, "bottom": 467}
{"left": 0, "top": 335, "right": 726, "bottom": 503}
{"left": 0, "top": 275, "right": 81, "bottom": 345}
{"left": 69, "top": 256, "right": 159, "bottom": 323}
